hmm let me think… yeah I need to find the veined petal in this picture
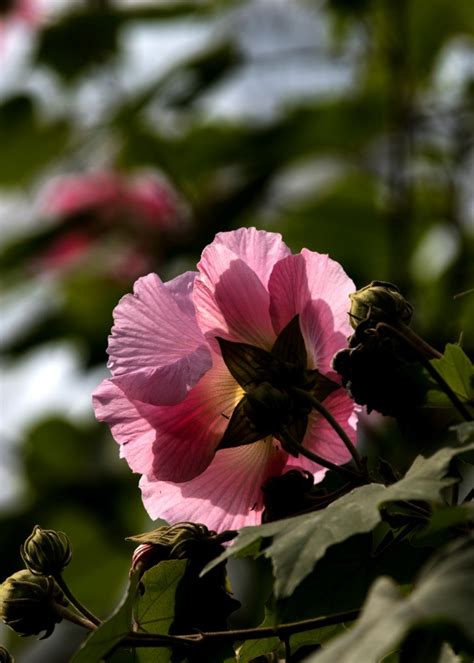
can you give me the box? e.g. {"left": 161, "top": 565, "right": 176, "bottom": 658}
{"left": 194, "top": 253, "right": 275, "bottom": 347}
{"left": 285, "top": 388, "right": 358, "bottom": 474}
{"left": 268, "top": 250, "right": 354, "bottom": 338}
{"left": 140, "top": 439, "right": 287, "bottom": 532}
{"left": 92, "top": 378, "right": 160, "bottom": 475}
{"left": 300, "top": 299, "right": 348, "bottom": 375}
{"left": 194, "top": 227, "right": 290, "bottom": 346}
{"left": 163, "top": 270, "right": 198, "bottom": 317}
{"left": 94, "top": 355, "right": 243, "bottom": 483}
{"left": 199, "top": 227, "right": 291, "bottom": 288}
{"left": 107, "top": 273, "right": 211, "bottom": 404}
{"left": 147, "top": 353, "right": 244, "bottom": 482}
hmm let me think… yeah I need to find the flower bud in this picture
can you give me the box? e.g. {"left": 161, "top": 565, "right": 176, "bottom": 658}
{"left": 20, "top": 525, "right": 72, "bottom": 576}
{"left": 349, "top": 281, "right": 413, "bottom": 329}
{"left": 0, "top": 646, "right": 14, "bottom": 663}
{"left": 262, "top": 469, "right": 314, "bottom": 522}
{"left": 0, "top": 570, "right": 67, "bottom": 638}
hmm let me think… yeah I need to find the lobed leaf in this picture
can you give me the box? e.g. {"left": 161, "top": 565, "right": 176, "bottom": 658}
{"left": 204, "top": 441, "right": 474, "bottom": 598}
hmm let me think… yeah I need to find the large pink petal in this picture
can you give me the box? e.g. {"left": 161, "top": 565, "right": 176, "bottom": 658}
{"left": 92, "top": 378, "right": 160, "bottom": 475}
{"left": 163, "top": 271, "right": 198, "bottom": 317}
{"left": 194, "top": 256, "right": 275, "bottom": 347}
{"left": 268, "top": 250, "right": 354, "bottom": 373}
{"left": 284, "top": 388, "right": 359, "bottom": 474}
{"left": 199, "top": 227, "right": 291, "bottom": 288}
{"left": 107, "top": 273, "right": 211, "bottom": 404}
{"left": 147, "top": 353, "right": 244, "bottom": 482}
{"left": 300, "top": 300, "right": 348, "bottom": 375}
{"left": 268, "top": 250, "right": 354, "bottom": 337}
{"left": 93, "top": 354, "right": 243, "bottom": 483}
{"left": 140, "top": 439, "right": 287, "bottom": 532}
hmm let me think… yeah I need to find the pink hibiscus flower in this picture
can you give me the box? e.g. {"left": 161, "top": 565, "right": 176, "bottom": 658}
{"left": 93, "top": 228, "right": 358, "bottom": 532}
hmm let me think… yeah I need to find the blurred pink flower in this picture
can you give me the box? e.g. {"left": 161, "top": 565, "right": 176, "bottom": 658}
{"left": 0, "top": 0, "right": 40, "bottom": 46}
{"left": 36, "top": 231, "right": 92, "bottom": 271}
{"left": 93, "top": 228, "right": 358, "bottom": 531}
{"left": 43, "top": 171, "right": 178, "bottom": 229}
{"left": 0, "top": 0, "right": 39, "bottom": 24}
{"left": 36, "top": 171, "right": 181, "bottom": 280}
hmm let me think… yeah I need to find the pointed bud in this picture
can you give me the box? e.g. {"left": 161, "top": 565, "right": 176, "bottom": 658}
{"left": 0, "top": 570, "right": 67, "bottom": 638}
{"left": 20, "top": 525, "right": 72, "bottom": 576}
{"left": 0, "top": 646, "right": 14, "bottom": 663}
{"left": 349, "top": 281, "right": 413, "bottom": 329}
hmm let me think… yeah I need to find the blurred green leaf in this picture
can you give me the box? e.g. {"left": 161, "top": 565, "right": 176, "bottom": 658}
{"left": 35, "top": 8, "right": 121, "bottom": 81}
{"left": 0, "top": 96, "right": 69, "bottom": 186}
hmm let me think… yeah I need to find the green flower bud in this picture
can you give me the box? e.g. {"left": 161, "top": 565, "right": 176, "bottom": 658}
{"left": 349, "top": 281, "right": 413, "bottom": 329}
{"left": 0, "top": 570, "right": 67, "bottom": 638}
{"left": 20, "top": 525, "right": 72, "bottom": 576}
{"left": 0, "top": 645, "right": 14, "bottom": 663}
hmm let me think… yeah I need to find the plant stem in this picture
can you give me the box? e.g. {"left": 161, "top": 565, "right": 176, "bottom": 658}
{"left": 54, "top": 574, "right": 102, "bottom": 627}
{"left": 377, "top": 322, "right": 473, "bottom": 421}
{"left": 279, "top": 430, "right": 367, "bottom": 486}
{"left": 119, "top": 609, "right": 360, "bottom": 649}
{"left": 55, "top": 604, "right": 97, "bottom": 631}
{"left": 292, "top": 388, "right": 364, "bottom": 471}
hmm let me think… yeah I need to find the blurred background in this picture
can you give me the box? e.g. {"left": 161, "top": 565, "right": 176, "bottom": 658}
{"left": 0, "top": 0, "right": 473, "bottom": 659}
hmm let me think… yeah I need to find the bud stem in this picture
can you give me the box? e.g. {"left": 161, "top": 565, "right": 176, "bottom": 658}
{"left": 377, "top": 322, "right": 473, "bottom": 422}
{"left": 279, "top": 429, "right": 367, "bottom": 486}
{"left": 54, "top": 604, "right": 97, "bottom": 631}
{"left": 291, "top": 388, "right": 365, "bottom": 472}
{"left": 53, "top": 574, "right": 102, "bottom": 627}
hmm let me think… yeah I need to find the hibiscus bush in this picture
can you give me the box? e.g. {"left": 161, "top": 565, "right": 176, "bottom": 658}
{"left": 1, "top": 1, "right": 473, "bottom": 662}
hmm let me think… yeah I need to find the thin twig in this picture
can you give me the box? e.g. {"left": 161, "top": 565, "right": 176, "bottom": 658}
{"left": 119, "top": 609, "right": 360, "bottom": 649}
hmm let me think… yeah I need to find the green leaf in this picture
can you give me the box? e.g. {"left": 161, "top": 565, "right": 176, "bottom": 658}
{"left": 71, "top": 571, "right": 140, "bottom": 663}
{"left": 430, "top": 344, "right": 474, "bottom": 405}
{"left": 128, "top": 560, "right": 187, "bottom": 663}
{"left": 305, "top": 537, "right": 474, "bottom": 662}
{"left": 236, "top": 606, "right": 280, "bottom": 663}
{"left": 134, "top": 560, "right": 187, "bottom": 635}
{"left": 413, "top": 504, "right": 474, "bottom": 546}
{"left": 203, "top": 441, "right": 474, "bottom": 598}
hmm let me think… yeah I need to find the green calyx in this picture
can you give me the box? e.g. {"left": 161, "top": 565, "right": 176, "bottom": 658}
{"left": 217, "top": 315, "right": 339, "bottom": 452}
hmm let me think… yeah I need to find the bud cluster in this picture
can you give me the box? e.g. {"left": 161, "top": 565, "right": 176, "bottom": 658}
{"left": 334, "top": 282, "right": 433, "bottom": 416}
{"left": 1, "top": 525, "right": 72, "bottom": 639}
